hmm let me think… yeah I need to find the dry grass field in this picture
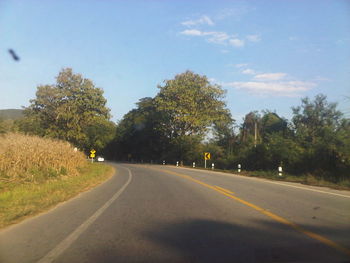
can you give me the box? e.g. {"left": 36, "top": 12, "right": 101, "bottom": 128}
{"left": 0, "top": 133, "right": 114, "bottom": 228}
{"left": 0, "top": 133, "right": 87, "bottom": 185}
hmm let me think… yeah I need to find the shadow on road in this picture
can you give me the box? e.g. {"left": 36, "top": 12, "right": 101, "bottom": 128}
{"left": 60, "top": 218, "right": 350, "bottom": 263}
{"left": 140, "top": 219, "right": 350, "bottom": 263}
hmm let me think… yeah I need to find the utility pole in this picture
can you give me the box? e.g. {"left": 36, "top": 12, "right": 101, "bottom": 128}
{"left": 254, "top": 122, "right": 257, "bottom": 148}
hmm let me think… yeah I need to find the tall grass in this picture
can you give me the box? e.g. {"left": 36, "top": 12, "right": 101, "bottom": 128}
{"left": 0, "top": 133, "right": 87, "bottom": 185}
{"left": 0, "top": 133, "right": 114, "bottom": 228}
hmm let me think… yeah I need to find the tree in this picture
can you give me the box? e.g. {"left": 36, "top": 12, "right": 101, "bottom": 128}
{"left": 210, "top": 108, "right": 236, "bottom": 162}
{"left": 154, "top": 71, "right": 231, "bottom": 162}
{"left": 292, "top": 94, "right": 349, "bottom": 178}
{"left": 292, "top": 94, "right": 343, "bottom": 144}
{"left": 264, "top": 133, "right": 303, "bottom": 171}
{"left": 261, "top": 111, "right": 288, "bottom": 136}
{"left": 110, "top": 97, "right": 168, "bottom": 162}
{"left": 240, "top": 111, "right": 261, "bottom": 145}
{"left": 85, "top": 117, "right": 116, "bottom": 152}
{"left": 155, "top": 71, "right": 230, "bottom": 138}
{"left": 110, "top": 71, "right": 232, "bottom": 164}
{"left": 21, "top": 68, "right": 112, "bottom": 151}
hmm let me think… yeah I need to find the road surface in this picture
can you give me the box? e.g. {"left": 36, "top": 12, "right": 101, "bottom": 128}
{"left": 0, "top": 163, "right": 349, "bottom": 263}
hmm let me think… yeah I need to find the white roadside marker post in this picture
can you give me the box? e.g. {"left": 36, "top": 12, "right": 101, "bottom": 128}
{"left": 212, "top": 163, "right": 214, "bottom": 170}
{"left": 176, "top": 161, "right": 179, "bottom": 167}
{"left": 193, "top": 162, "right": 195, "bottom": 168}
{"left": 278, "top": 166, "right": 283, "bottom": 176}
{"left": 163, "top": 160, "right": 165, "bottom": 165}
{"left": 238, "top": 164, "right": 241, "bottom": 173}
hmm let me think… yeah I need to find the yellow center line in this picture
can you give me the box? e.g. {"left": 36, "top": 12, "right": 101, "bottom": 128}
{"left": 150, "top": 167, "right": 350, "bottom": 257}
{"left": 214, "top": 185, "right": 235, "bottom": 195}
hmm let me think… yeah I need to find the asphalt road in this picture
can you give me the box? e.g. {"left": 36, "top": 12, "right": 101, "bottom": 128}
{"left": 1, "top": 163, "right": 350, "bottom": 263}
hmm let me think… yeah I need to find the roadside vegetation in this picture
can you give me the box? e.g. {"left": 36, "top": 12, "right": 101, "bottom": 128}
{"left": 0, "top": 133, "right": 86, "bottom": 185}
{"left": 0, "top": 69, "right": 116, "bottom": 228}
{"left": 185, "top": 166, "right": 350, "bottom": 190}
{"left": 16, "top": 68, "right": 116, "bottom": 153}
{"left": 1, "top": 67, "right": 348, "bottom": 197}
{"left": 106, "top": 71, "right": 350, "bottom": 186}
{"left": 0, "top": 133, "right": 114, "bottom": 228}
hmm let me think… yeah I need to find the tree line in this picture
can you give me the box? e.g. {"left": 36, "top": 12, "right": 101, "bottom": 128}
{"left": 2, "top": 68, "right": 349, "bottom": 181}
{"left": 106, "top": 71, "right": 349, "bottom": 181}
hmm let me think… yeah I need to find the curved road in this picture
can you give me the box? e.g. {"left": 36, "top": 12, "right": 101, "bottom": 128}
{"left": 0, "top": 163, "right": 349, "bottom": 262}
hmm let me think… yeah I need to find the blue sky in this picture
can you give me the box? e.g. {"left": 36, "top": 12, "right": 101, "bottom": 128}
{"left": 1, "top": 0, "right": 349, "bottom": 123}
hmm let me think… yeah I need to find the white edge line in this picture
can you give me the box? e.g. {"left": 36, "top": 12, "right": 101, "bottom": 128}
{"left": 161, "top": 165, "right": 350, "bottom": 199}
{"left": 261, "top": 180, "right": 350, "bottom": 198}
{"left": 37, "top": 167, "right": 133, "bottom": 263}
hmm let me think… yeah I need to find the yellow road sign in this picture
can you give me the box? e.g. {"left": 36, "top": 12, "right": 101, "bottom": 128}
{"left": 90, "top": 153, "right": 95, "bottom": 158}
{"left": 90, "top": 149, "right": 96, "bottom": 154}
{"left": 204, "top": 152, "right": 211, "bottom": 160}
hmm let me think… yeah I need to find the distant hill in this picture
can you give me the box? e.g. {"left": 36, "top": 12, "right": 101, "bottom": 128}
{"left": 0, "top": 109, "right": 24, "bottom": 120}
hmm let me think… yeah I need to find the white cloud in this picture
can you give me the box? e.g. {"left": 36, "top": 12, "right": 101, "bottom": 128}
{"left": 242, "top": 69, "right": 255, "bottom": 75}
{"left": 180, "top": 27, "right": 256, "bottom": 49}
{"left": 179, "top": 12, "right": 261, "bottom": 50}
{"left": 207, "top": 32, "right": 230, "bottom": 44}
{"left": 223, "top": 81, "right": 316, "bottom": 97}
{"left": 246, "top": 34, "right": 261, "bottom": 42}
{"left": 180, "top": 29, "right": 203, "bottom": 36}
{"left": 224, "top": 67, "right": 315, "bottom": 96}
{"left": 180, "top": 29, "right": 230, "bottom": 45}
{"left": 182, "top": 15, "right": 214, "bottom": 27}
{"left": 254, "top": 73, "right": 287, "bottom": 81}
{"left": 229, "top": 38, "right": 245, "bottom": 47}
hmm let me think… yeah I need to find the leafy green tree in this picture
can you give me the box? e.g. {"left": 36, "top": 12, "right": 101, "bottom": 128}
{"left": 260, "top": 111, "right": 289, "bottom": 140}
{"left": 110, "top": 97, "right": 168, "bottom": 162}
{"left": 85, "top": 117, "right": 116, "bottom": 152}
{"left": 236, "top": 111, "right": 296, "bottom": 171}
{"left": 155, "top": 71, "right": 231, "bottom": 162}
{"left": 240, "top": 111, "right": 261, "bottom": 145}
{"left": 0, "top": 118, "right": 19, "bottom": 134}
{"left": 212, "top": 109, "right": 236, "bottom": 154}
{"left": 16, "top": 113, "right": 45, "bottom": 136}
{"left": 155, "top": 71, "right": 230, "bottom": 138}
{"left": 167, "top": 135, "right": 203, "bottom": 164}
{"left": 203, "top": 141, "right": 229, "bottom": 168}
{"left": 292, "top": 94, "right": 343, "bottom": 144}
{"left": 21, "top": 68, "right": 112, "bottom": 151}
{"left": 110, "top": 71, "right": 232, "bottom": 164}
{"left": 292, "top": 94, "right": 349, "bottom": 178}
{"left": 265, "top": 133, "right": 304, "bottom": 171}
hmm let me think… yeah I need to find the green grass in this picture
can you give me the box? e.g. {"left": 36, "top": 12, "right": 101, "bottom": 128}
{"left": 0, "top": 163, "right": 114, "bottom": 229}
{"left": 183, "top": 166, "right": 350, "bottom": 190}
{"left": 240, "top": 170, "right": 350, "bottom": 189}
